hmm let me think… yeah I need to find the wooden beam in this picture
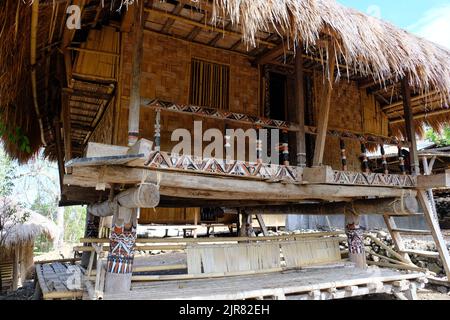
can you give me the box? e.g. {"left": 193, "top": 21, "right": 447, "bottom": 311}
{"left": 128, "top": 0, "right": 145, "bottom": 146}
{"left": 255, "top": 43, "right": 286, "bottom": 65}
{"left": 294, "top": 50, "right": 306, "bottom": 167}
{"left": 245, "top": 197, "right": 421, "bottom": 216}
{"left": 313, "top": 44, "right": 336, "bottom": 166}
{"left": 417, "top": 170, "right": 450, "bottom": 189}
{"left": 401, "top": 76, "right": 420, "bottom": 175}
{"left": 53, "top": 117, "right": 65, "bottom": 189}
{"left": 389, "top": 108, "right": 450, "bottom": 124}
{"left": 64, "top": 165, "right": 418, "bottom": 202}
{"left": 61, "top": 91, "right": 72, "bottom": 170}
{"left": 145, "top": 7, "right": 275, "bottom": 48}
{"left": 161, "top": 1, "right": 185, "bottom": 33}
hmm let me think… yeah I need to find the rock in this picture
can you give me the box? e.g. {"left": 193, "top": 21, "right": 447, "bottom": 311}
{"left": 436, "top": 286, "right": 448, "bottom": 294}
{"left": 377, "top": 231, "right": 388, "bottom": 238}
{"left": 427, "top": 263, "right": 442, "bottom": 275}
{"left": 372, "top": 256, "right": 380, "bottom": 262}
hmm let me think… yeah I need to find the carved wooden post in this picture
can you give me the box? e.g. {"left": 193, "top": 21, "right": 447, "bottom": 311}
{"left": 398, "top": 145, "right": 406, "bottom": 175}
{"left": 154, "top": 108, "right": 161, "bottom": 152}
{"left": 360, "top": 143, "right": 370, "bottom": 173}
{"left": 281, "top": 129, "right": 290, "bottom": 165}
{"left": 104, "top": 206, "right": 138, "bottom": 294}
{"left": 81, "top": 212, "right": 100, "bottom": 268}
{"left": 345, "top": 212, "right": 367, "bottom": 269}
{"left": 340, "top": 139, "right": 347, "bottom": 171}
{"left": 380, "top": 145, "right": 389, "bottom": 174}
{"left": 256, "top": 126, "right": 263, "bottom": 164}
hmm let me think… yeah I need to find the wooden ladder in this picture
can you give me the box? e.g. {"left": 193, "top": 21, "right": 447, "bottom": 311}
{"left": 383, "top": 190, "right": 450, "bottom": 281}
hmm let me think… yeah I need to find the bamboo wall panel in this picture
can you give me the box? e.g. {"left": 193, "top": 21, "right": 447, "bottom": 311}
{"left": 312, "top": 73, "right": 389, "bottom": 171}
{"left": 139, "top": 207, "right": 199, "bottom": 225}
{"left": 117, "top": 32, "right": 259, "bottom": 147}
{"left": 88, "top": 98, "right": 115, "bottom": 145}
{"left": 73, "top": 26, "right": 119, "bottom": 79}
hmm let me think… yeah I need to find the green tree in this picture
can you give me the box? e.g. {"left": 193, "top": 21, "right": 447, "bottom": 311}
{"left": 0, "top": 146, "right": 16, "bottom": 197}
{"left": 64, "top": 206, "right": 86, "bottom": 243}
{"left": 426, "top": 126, "right": 450, "bottom": 146}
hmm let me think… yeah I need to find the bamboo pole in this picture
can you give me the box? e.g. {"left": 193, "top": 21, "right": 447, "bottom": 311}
{"left": 30, "top": 0, "right": 47, "bottom": 146}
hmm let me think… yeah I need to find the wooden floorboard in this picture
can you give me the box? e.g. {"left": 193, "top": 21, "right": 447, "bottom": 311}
{"left": 105, "top": 263, "right": 426, "bottom": 300}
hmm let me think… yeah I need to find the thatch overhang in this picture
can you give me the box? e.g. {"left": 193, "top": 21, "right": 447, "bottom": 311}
{"left": 0, "top": 0, "right": 449, "bottom": 162}
{"left": 0, "top": 197, "right": 58, "bottom": 249}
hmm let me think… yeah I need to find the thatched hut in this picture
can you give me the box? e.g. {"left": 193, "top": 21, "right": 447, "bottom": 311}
{"left": 0, "top": 197, "right": 58, "bottom": 293}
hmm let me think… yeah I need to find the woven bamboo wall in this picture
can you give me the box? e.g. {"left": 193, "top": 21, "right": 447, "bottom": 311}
{"left": 139, "top": 207, "right": 199, "bottom": 225}
{"left": 89, "top": 98, "right": 115, "bottom": 145}
{"left": 116, "top": 31, "right": 260, "bottom": 148}
{"left": 312, "top": 73, "right": 389, "bottom": 171}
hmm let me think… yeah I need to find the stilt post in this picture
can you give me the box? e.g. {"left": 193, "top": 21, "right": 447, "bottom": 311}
{"left": 345, "top": 212, "right": 367, "bottom": 269}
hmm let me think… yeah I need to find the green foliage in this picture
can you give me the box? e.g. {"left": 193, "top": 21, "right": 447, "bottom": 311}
{"left": 0, "top": 120, "right": 31, "bottom": 154}
{"left": 0, "top": 147, "right": 16, "bottom": 197}
{"left": 64, "top": 206, "right": 86, "bottom": 243}
{"left": 426, "top": 126, "right": 450, "bottom": 147}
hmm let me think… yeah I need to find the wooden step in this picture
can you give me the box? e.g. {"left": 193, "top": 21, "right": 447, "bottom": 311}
{"left": 391, "top": 228, "right": 432, "bottom": 236}
{"left": 400, "top": 249, "right": 440, "bottom": 258}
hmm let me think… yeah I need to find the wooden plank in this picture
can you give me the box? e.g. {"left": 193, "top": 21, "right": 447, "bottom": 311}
{"left": 390, "top": 228, "right": 431, "bottom": 236}
{"left": 417, "top": 170, "right": 450, "bottom": 189}
{"left": 400, "top": 249, "right": 440, "bottom": 258}
{"left": 86, "top": 142, "right": 129, "bottom": 158}
{"left": 417, "top": 190, "right": 450, "bottom": 279}
{"left": 383, "top": 215, "right": 413, "bottom": 263}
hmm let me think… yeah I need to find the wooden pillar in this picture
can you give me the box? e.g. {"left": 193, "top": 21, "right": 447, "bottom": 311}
{"left": 256, "top": 126, "right": 263, "bottom": 164}
{"left": 398, "top": 145, "right": 406, "bottom": 175}
{"left": 294, "top": 49, "right": 307, "bottom": 167}
{"left": 360, "top": 143, "right": 370, "bottom": 173}
{"left": 401, "top": 76, "right": 420, "bottom": 175}
{"left": 154, "top": 108, "right": 161, "bottom": 151}
{"left": 281, "top": 130, "right": 290, "bottom": 166}
{"left": 128, "top": 0, "right": 145, "bottom": 146}
{"left": 340, "top": 139, "right": 347, "bottom": 171}
{"left": 312, "top": 44, "right": 336, "bottom": 166}
{"left": 239, "top": 211, "right": 254, "bottom": 237}
{"left": 345, "top": 212, "right": 367, "bottom": 269}
{"left": 104, "top": 206, "right": 138, "bottom": 294}
{"left": 380, "top": 145, "right": 389, "bottom": 174}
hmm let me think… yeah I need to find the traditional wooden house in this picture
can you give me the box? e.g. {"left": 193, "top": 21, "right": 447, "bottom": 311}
{"left": 0, "top": 198, "right": 58, "bottom": 293}
{"left": 1, "top": 0, "right": 450, "bottom": 299}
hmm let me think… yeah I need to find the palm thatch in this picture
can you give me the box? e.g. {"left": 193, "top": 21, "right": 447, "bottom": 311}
{"left": 210, "top": 0, "right": 450, "bottom": 100}
{"left": 0, "top": 197, "right": 58, "bottom": 249}
{"left": 0, "top": 0, "right": 449, "bottom": 162}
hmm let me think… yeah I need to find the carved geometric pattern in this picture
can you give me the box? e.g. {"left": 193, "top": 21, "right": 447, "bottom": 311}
{"left": 144, "top": 99, "right": 407, "bottom": 146}
{"left": 332, "top": 171, "right": 417, "bottom": 187}
{"left": 145, "top": 99, "right": 292, "bottom": 130}
{"left": 145, "top": 151, "right": 299, "bottom": 182}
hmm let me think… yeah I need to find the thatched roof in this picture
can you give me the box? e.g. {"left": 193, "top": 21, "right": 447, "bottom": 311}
{"left": 0, "top": 0, "right": 449, "bottom": 162}
{"left": 0, "top": 197, "right": 58, "bottom": 248}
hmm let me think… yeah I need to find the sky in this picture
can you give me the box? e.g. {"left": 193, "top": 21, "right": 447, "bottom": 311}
{"left": 338, "top": 0, "right": 450, "bottom": 48}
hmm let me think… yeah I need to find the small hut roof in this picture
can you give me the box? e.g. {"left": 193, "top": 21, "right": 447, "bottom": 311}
{"left": 0, "top": 197, "right": 58, "bottom": 248}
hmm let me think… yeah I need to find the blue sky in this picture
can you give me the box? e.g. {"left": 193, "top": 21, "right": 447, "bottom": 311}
{"left": 338, "top": 0, "right": 450, "bottom": 48}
